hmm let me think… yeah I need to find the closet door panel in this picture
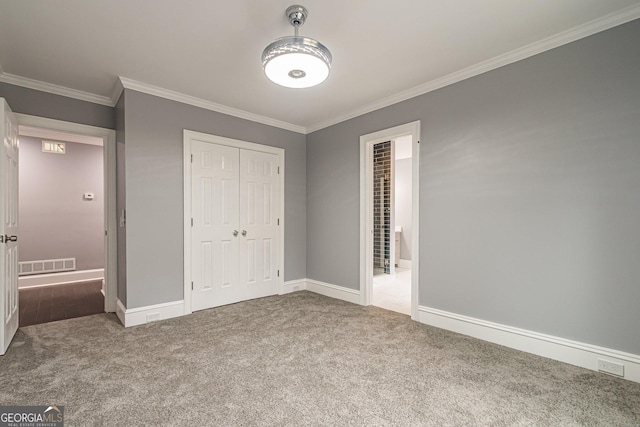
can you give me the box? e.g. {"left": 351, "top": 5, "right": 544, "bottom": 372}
{"left": 191, "top": 141, "right": 241, "bottom": 311}
{"left": 239, "top": 149, "right": 279, "bottom": 300}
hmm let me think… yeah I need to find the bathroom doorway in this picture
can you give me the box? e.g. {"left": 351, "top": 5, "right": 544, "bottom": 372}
{"left": 371, "top": 136, "right": 412, "bottom": 314}
{"left": 360, "top": 121, "right": 420, "bottom": 320}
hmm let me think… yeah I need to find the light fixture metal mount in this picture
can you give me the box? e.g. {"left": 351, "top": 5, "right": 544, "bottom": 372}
{"left": 262, "top": 4, "right": 332, "bottom": 89}
{"left": 286, "top": 5, "right": 308, "bottom": 28}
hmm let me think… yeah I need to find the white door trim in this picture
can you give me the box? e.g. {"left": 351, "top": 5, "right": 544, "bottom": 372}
{"left": 15, "top": 113, "right": 118, "bottom": 313}
{"left": 183, "top": 130, "right": 285, "bottom": 314}
{"left": 360, "top": 121, "right": 420, "bottom": 320}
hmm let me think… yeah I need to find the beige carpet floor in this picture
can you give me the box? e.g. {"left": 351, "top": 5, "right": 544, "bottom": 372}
{"left": 1, "top": 291, "right": 639, "bottom": 426}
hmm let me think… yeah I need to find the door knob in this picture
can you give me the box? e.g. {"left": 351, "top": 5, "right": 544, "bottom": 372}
{"left": 232, "top": 230, "right": 239, "bottom": 237}
{"left": 2, "top": 235, "right": 17, "bottom": 243}
{"left": 241, "top": 230, "right": 247, "bottom": 236}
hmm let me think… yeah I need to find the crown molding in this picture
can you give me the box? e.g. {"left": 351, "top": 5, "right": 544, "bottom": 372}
{"left": 0, "top": 72, "right": 113, "bottom": 107}
{"left": 306, "top": 4, "right": 640, "bottom": 133}
{"left": 110, "top": 78, "right": 125, "bottom": 105}
{"left": 118, "top": 77, "right": 306, "bottom": 134}
{"left": 2, "top": 4, "right": 638, "bottom": 135}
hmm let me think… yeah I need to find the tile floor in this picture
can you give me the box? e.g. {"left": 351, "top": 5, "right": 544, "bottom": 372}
{"left": 19, "top": 280, "right": 104, "bottom": 326}
{"left": 372, "top": 267, "right": 411, "bottom": 315}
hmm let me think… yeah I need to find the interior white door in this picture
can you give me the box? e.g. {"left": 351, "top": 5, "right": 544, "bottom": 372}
{"left": 190, "top": 141, "right": 280, "bottom": 311}
{"left": 0, "top": 99, "right": 19, "bottom": 355}
{"left": 191, "top": 141, "right": 240, "bottom": 311}
{"left": 238, "top": 149, "right": 280, "bottom": 300}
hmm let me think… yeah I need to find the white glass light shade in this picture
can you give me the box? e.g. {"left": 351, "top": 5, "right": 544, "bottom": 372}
{"left": 262, "top": 36, "right": 331, "bottom": 88}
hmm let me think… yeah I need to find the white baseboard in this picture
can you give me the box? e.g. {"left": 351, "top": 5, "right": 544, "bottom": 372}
{"left": 419, "top": 306, "right": 640, "bottom": 383}
{"left": 116, "top": 299, "right": 126, "bottom": 326}
{"left": 305, "top": 279, "right": 361, "bottom": 305}
{"left": 281, "top": 278, "right": 361, "bottom": 305}
{"left": 398, "top": 259, "right": 412, "bottom": 269}
{"left": 116, "top": 278, "right": 358, "bottom": 326}
{"left": 281, "top": 279, "right": 307, "bottom": 295}
{"left": 18, "top": 268, "right": 104, "bottom": 288}
{"left": 116, "top": 299, "right": 185, "bottom": 327}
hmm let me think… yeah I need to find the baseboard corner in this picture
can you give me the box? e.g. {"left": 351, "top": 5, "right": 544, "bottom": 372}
{"left": 116, "top": 299, "right": 126, "bottom": 326}
{"left": 119, "top": 299, "right": 185, "bottom": 327}
{"left": 281, "top": 279, "right": 307, "bottom": 295}
{"left": 305, "top": 278, "right": 361, "bottom": 305}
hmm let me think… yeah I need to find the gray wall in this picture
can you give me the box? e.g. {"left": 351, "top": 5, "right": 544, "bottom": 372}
{"left": 115, "top": 94, "right": 127, "bottom": 305}
{"left": 395, "top": 157, "right": 412, "bottom": 261}
{"left": 123, "top": 90, "right": 306, "bottom": 308}
{"left": 19, "top": 136, "right": 104, "bottom": 271}
{"left": 307, "top": 19, "right": 640, "bottom": 355}
{"left": 0, "top": 82, "right": 115, "bottom": 129}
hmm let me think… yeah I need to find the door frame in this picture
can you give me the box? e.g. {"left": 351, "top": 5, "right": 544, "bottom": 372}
{"left": 15, "top": 113, "right": 118, "bottom": 312}
{"left": 360, "top": 121, "right": 420, "bottom": 320}
{"left": 182, "top": 130, "right": 285, "bottom": 315}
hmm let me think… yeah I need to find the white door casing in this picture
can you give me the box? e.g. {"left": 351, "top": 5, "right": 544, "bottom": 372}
{"left": 1, "top": 99, "right": 19, "bottom": 355}
{"left": 184, "top": 130, "right": 284, "bottom": 313}
{"left": 360, "top": 121, "right": 420, "bottom": 320}
{"left": 14, "top": 114, "right": 117, "bottom": 313}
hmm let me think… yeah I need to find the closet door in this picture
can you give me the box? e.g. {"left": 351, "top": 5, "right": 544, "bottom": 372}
{"left": 191, "top": 141, "right": 241, "bottom": 311}
{"left": 238, "top": 150, "right": 280, "bottom": 300}
{"left": 190, "top": 141, "right": 280, "bottom": 311}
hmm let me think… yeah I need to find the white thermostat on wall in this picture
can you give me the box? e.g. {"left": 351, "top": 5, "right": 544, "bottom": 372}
{"left": 83, "top": 192, "right": 95, "bottom": 200}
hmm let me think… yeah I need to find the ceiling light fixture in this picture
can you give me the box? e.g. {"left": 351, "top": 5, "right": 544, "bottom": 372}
{"left": 262, "top": 5, "right": 332, "bottom": 89}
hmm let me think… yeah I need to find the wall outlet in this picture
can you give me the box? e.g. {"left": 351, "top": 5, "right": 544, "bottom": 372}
{"left": 146, "top": 313, "right": 160, "bottom": 323}
{"left": 598, "top": 359, "right": 624, "bottom": 377}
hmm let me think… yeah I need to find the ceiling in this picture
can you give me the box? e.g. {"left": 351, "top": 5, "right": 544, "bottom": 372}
{"left": 1, "top": 1, "right": 639, "bottom": 133}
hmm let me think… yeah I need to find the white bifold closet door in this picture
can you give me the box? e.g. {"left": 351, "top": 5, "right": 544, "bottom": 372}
{"left": 191, "top": 141, "right": 279, "bottom": 311}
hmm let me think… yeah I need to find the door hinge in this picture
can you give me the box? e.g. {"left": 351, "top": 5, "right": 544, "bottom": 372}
{"left": 191, "top": 218, "right": 194, "bottom": 227}
{"left": 191, "top": 154, "right": 193, "bottom": 163}
{"left": 277, "top": 218, "right": 280, "bottom": 226}
{"left": 277, "top": 270, "right": 280, "bottom": 277}
{"left": 277, "top": 166, "right": 280, "bottom": 174}
{"left": 105, "top": 230, "right": 107, "bottom": 236}
{"left": 191, "top": 281, "right": 194, "bottom": 290}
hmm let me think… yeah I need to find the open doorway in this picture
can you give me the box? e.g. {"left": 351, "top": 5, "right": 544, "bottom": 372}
{"left": 371, "top": 135, "right": 413, "bottom": 315}
{"left": 360, "top": 121, "right": 420, "bottom": 320}
{"left": 14, "top": 115, "right": 117, "bottom": 326}
{"left": 17, "top": 126, "right": 105, "bottom": 326}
